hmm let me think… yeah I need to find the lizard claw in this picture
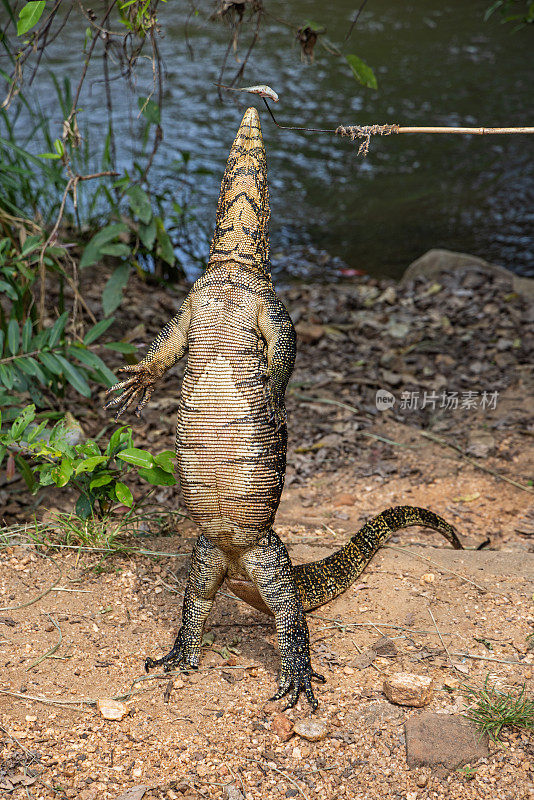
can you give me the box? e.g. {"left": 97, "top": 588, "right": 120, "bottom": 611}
{"left": 145, "top": 630, "right": 201, "bottom": 674}
{"left": 270, "top": 666, "right": 325, "bottom": 710}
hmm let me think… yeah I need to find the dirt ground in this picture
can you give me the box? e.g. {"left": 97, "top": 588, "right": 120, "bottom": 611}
{"left": 1, "top": 261, "right": 533, "bottom": 799}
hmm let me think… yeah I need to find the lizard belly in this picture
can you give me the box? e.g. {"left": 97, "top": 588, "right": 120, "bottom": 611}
{"left": 176, "top": 353, "right": 285, "bottom": 548}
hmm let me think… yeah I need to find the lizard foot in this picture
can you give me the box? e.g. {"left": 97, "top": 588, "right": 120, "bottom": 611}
{"left": 270, "top": 667, "right": 326, "bottom": 711}
{"left": 144, "top": 635, "right": 200, "bottom": 674}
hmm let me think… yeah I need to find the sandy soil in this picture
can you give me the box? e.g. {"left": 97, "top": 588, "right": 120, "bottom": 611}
{"left": 1, "top": 265, "right": 533, "bottom": 799}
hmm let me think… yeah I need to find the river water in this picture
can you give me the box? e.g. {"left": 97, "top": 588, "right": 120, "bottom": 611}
{"left": 17, "top": 1, "right": 534, "bottom": 280}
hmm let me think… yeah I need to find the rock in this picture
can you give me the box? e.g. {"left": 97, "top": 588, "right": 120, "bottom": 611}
{"left": 352, "top": 650, "right": 376, "bottom": 670}
{"left": 383, "top": 673, "right": 433, "bottom": 707}
{"left": 377, "top": 286, "right": 397, "bottom": 304}
{"left": 466, "top": 430, "right": 495, "bottom": 458}
{"left": 420, "top": 573, "right": 435, "bottom": 585}
{"left": 405, "top": 713, "right": 489, "bottom": 771}
{"left": 415, "top": 773, "right": 429, "bottom": 787}
{"left": 403, "top": 249, "right": 534, "bottom": 300}
{"left": 371, "top": 636, "right": 398, "bottom": 657}
{"left": 333, "top": 492, "right": 355, "bottom": 507}
{"left": 115, "top": 788, "right": 147, "bottom": 800}
{"left": 293, "top": 719, "right": 328, "bottom": 742}
{"left": 272, "top": 713, "right": 294, "bottom": 741}
{"left": 295, "top": 321, "right": 325, "bottom": 343}
{"left": 356, "top": 701, "right": 405, "bottom": 728}
{"left": 78, "top": 791, "right": 98, "bottom": 800}
{"left": 96, "top": 698, "right": 130, "bottom": 720}
{"left": 387, "top": 321, "right": 410, "bottom": 339}
{"left": 223, "top": 786, "right": 244, "bottom": 800}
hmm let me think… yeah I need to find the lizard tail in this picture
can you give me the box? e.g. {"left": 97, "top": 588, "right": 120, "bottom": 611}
{"left": 209, "top": 106, "right": 271, "bottom": 275}
{"left": 226, "top": 506, "right": 462, "bottom": 615}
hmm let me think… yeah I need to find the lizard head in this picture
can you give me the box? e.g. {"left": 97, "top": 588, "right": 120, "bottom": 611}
{"left": 209, "top": 106, "right": 271, "bottom": 277}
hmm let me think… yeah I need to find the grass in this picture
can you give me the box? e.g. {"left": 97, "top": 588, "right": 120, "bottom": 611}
{"left": 462, "top": 678, "right": 534, "bottom": 741}
{"left": 0, "top": 507, "right": 187, "bottom": 555}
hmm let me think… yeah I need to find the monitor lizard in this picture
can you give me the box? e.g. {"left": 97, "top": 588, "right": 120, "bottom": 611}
{"left": 105, "top": 106, "right": 462, "bottom": 709}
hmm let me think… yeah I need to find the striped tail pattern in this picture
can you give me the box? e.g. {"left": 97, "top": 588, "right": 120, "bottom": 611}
{"left": 226, "top": 506, "right": 462, "bottom": 615}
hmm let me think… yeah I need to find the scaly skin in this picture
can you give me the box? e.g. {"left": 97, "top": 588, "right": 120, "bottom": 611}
{"left": 105, "top": 107, "right": 462, "bottom": 709}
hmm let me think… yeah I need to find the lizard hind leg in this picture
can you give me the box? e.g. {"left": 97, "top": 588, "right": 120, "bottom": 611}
{"left": 145, "top": 534, "right": 227, "bottom": 674}
{"left": 240, "top": 531, "right": 325, "bottom": 710}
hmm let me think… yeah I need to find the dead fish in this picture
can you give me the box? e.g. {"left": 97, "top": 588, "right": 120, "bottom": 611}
{"left": 214, "top": 83, "right": 279, "bottom": 102}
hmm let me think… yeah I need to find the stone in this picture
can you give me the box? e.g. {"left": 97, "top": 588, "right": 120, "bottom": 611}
{"left": 115, "top": 788, "right": 147, "bottom": 800}
{"left": 293, "top": 719, "right": 328, "bottom": 742}
{"left": 371, "top": 636, "right": 398, "bottom": 657}
{"left": 383, "top": 673, "right": 433, "bottom": 707}
{"left": 405, "top": 713, "right": 489, "bottom": 771}
{"left": 96, "top": 698, "right": 130, "bottom": 720}
{"left": 223, "top": 786, "right": 244, "bottom": 800}
{"left": 295, "top": 321, "right": 325, "bottom": 343}
{"left": 352, "top": 649, "right": 376, "bottom": 670}
{"left": 355, "top": 701, "right": 405, "bottom": 728}
{"left": 271, "top": 713, "right": 294, "bottom": 741}
{"left": 333, "top": 492, "right": 356, "bottom": 507}
{"left": 466, "top": 430, "right": 495, "bottom": 458}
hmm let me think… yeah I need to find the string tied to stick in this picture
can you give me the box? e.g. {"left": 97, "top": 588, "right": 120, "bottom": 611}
{"left": 335, "top": 124, "right": 399, "bottom": 156}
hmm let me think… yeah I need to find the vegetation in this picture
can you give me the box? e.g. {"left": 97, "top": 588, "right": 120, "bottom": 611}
{"left": 0, "top": 405, "right": 177, "bottom": 519}
{"left": 462, "top": 679, "right": 534, "bottom": 741}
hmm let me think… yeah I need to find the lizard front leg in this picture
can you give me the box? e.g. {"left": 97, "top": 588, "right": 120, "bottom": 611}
{"left": 257, "top": 296, "right": 296, "bottom": 429}
{"left": 240, "top": 532, "right": 325, "bottom": 709}
{"left": 105, "top": 296, "right": 191, "bottom": 419}
{"left": 145, "top": 534, "right": 227, "bottom": 672}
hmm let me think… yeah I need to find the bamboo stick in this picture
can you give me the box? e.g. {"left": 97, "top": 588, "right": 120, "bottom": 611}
{"left": 395, "top": 126, "right": 534, "bottom": 134}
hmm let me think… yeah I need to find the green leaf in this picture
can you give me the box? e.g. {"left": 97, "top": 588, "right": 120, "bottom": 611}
{"left": 67, "top": 346, "right": 117, "bottom": 385}
{"left": 48, "top": 312, "right": 69, "bottom": 347}
{"left": 0, "top": 363, "right": 14, "bottom": 389}
{"left": 54, "top": 458, "right": 74, "bottom": 487}
{"left": 116, "top": 447, "right": 153, "bottom": 469}
{"left": 301, "top": 19, "right": 325, "bottom": 32}
{"left": 90, "top": 473, "right": 113, "bottom": 489}
{"left": 15, "top": 454, "right": 36, "bottom": 491}
{"left": 0, "top": 280, "right": 18, "bottom": 301}
{"left": 126, "top": 185, "right": 152, "bottom": 225}
{"left": 10, "top": 404, "right": 36, "bottom": 439}
{"left": 99, "top": 243, "right": 131, "bottom": 258}
{"left": 21, "top": 235, "right": 43, "bottom": 257}
{"left": 345, "top": 54, "right": 378, "bottom": 89}
{"left": 54, "top": 355, "right": 91, "bottom": 397}
{"left": 22, "top": 318, "right": 33, "bottom": 351}
{"left": 106, "top": 425, "right": 131, "bottom": 456}
{"left": 37, "top": 151, "right": 62, "bottom": 160}
{"left": 79, "top": 224, "right": 129, "bottom": 269}
{"left": 138, "top": 465, "right": 177, "bottom": 486}
{"left": 103, "top": 341, "right": 137, "bottom": 354}
{"left": 0, "top": 445, "right": 6, "bottom": 468}
{"left": 38, "top": 351, "right": 64, "bottom": 375}
{"left": 102, "top": 264, "right": 130, "bottom": 317}
{"left": 83, "top": 316, "right": 115, "bottom": 345}
{"left": 75, "top": 494, "right": 93, "bottom": 519}
{"left": 7, "top": 318, "right": 19, "bottom": 355}
{"left": 154, "top": 450, "right": 175, "bottom": 473}
{"left": 139, "top": 217, "right": 157, "bottom": 250}
{"left": 23, "top": 357, "right": 47, "bottom": 384}
{"left": 17, "top": 0, "right": 46, "bottom": 35}
{"left": 137, "top": 96, "right": 161, "bottom": 125}
{"left": 75, "top": 455, "right": 108, "bottom": 474}
{"left": 26, "top": 419, "right": 48, "bottom": 443}
{"left": 115, "top": 481, "right": 133, "bottom": 507}
{"left": 156, "top": 219, "right": 175, "bottom": 266}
